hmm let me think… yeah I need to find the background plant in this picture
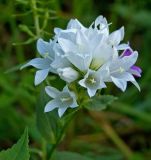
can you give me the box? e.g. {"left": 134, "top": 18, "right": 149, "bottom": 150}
{"left": 0, "top": 0, "right": 151, "bottom": 160}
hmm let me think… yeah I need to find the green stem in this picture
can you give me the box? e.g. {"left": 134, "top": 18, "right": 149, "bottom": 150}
{"left": 29, "top": 148, "right": 42, "bottom": 157}
{"left": 31, "top": 0, "right": 40, "bottom": 37}
{"left": 47, "top": 109, "right": 79, "bottom": 160}
{"left": 42, "top": 139, "right": 47, "bottom": 160}
{"left": 101, "top": 120, "right": 133, "bottom": 159}
{"left": 90, "top": 112, "right": 133, "bottom": 159}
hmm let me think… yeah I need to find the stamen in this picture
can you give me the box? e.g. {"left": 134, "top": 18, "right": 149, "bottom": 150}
{"left": 44, "top": 52, "right": 53, "bottom": 61}
{"left": 89, "top": 78, "right": 96, "bottom": 84}
{"left": 61, "top": 97, "right": 71, "bottom": 102}
{"left": 111, "top": 67, "right": 125, "bottom": 74}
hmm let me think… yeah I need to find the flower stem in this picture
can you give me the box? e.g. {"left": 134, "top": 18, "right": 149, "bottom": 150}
{"left": 31, "top": 0, "right": 40, "bottom": 37}
{"left": 90, "top": 111, "right": 133, "bottom": 159}
{"left": 47, "top": 109, "right": 79, "bottom": 160}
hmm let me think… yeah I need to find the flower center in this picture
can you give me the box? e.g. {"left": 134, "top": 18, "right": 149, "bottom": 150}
{"left": 61, "top": 97, "right": 72, "bottom": 102}
{"left": 59, "top": 93, "right": 73, "bottom": 106}
{"left": 44, "top": 52, "right": 53, "bottom": 61}
{"left": 89, "top": 78, "right": 96, "bottom": 84}
{"left": 111, "top": 67, "right": 125, "bottom": 74}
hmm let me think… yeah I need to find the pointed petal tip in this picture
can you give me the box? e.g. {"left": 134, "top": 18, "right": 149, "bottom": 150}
{"left": 58, "top": 107, "right": 67, "bottom": 117}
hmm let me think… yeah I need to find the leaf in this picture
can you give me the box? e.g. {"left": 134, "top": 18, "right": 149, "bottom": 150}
{"left": 129, "top": 153, "right": 144, "bottom": 160}
{"left": 36, "top": 88, "right": 63, "bottom": 144}
{"left": 0, "top": 128, "right": 29, "bottom": 160}
{"left": 19, "top": 24, "right": 35, "bottom": 37}
{"left": 51, "top": 151, "right": 92, "bottom": 160}
{"left": 12, "top": 38, "right": 36, "bottom": 46}
{"left": 5, "top": 64, "right": 23, "bottom": 74}
{"left": 85, "top": 95, "right": 117, "bottom": 111}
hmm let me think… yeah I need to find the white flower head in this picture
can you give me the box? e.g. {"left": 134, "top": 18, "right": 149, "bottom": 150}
{"left": 44, "top": 85, "right": 78, "bottom": 117}
{"left": 21, "top": 15, "right": 141, "bottom": 102}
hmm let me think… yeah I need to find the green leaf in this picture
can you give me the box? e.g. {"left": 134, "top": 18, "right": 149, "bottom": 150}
{"left": 0, "top": 128, "right": 29, "bottom": 160}
{"left": 51, "top": 151, "right": 92, "bottom": 160}
{"left": 129, "top": 153, "right": 144, "bottom": 160}
{"left": 5, "top": 64, "right": 23, "bottom": 74}
{"left": 19, "top": 24, "right": 35, "bottom": 37}
{"left": 12, "top": 38, "right": 36, "bottom": 45}
{"left": 36, "top": 88, "right": 63, "bottom": 144}
{"left": 85, "top": 95, "right": 117, "bottom": 111}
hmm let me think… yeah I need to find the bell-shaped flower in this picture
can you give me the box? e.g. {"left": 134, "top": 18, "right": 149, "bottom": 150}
{"left": 57, "top": 67, "right": 79, "bottom": 83}
{"left": 21, "top": 39, "right": 56, "bottom": 85}
{"left": 90, "top": 41, "right": 113, "bottom": 70}
{"left": 79, "top": 69, "right": 107, "bottom": 97}
{"left": 104, "top": 51, "right": 140, "bottom": 91}
{"left": 58, "top": 30, "right": 92, "bottom": 72}
{"left": 120, "top": 48, "right": 142, "bottom": 77}
{"left": 56, "top": 16, "right": 112, "bottom": 72}
{"left": 44, "top": 85, "right": 78, "bottom": 117}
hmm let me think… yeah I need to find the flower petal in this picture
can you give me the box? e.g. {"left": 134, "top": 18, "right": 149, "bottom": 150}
{"left": 67, "top": 19, "right": 86, "bottom": 31}
{"left": 120, "top": 51, "right": 138, "bottom": 70}
{"left": 58, "top": 107, "right": 68, "bottom": 117}
{"left": 130, "top": 66, "right": 142, "bottom": 77}
{"left": 37, "top": 39, "right": 55, "bottom": 59}
{"left": 116, "top": 43, "right": 129, "bottom": 50}
{"left": 87, "top": 88, "right": 97, "bottom": 97}
{"left": 109, "top": 27, "right": 124, "bottom": 46}
{"left": 91, "top": 43, "right": 112, "bottom": 70}
{"left": 45, "top": 86, "right": 60, "bottom": 98}
{"left": 79, "top": 79, "right": 86, "bottom": 88}
{"left": 58, "top": 38, "right": 77, "bottom": 53}
{"left": 44, "top": 99, "right": 58, "bottom": 112}
{"left": 34, "top": 69, "right": 49, "bottom": 85}
{"left": 131, "top": 80, "right": 140, "bottom": 91}
{"left": 111, "top": 76, "right": 127, "bottom": 91}
{"left": 21, "top": 58, "right": 51, "bottom": 70}
{"left": 70, "top": 99, "right": 78, "bottom": 108}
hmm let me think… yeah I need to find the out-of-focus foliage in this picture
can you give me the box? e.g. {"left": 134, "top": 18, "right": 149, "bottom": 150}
{"left": 0, "top": 0, "right": 151, "bottom": 159}
{"left": 0, "top": 128, "right": 29, "bottom": 160}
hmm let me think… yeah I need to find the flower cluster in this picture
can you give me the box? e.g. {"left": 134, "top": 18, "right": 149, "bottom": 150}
{"left": 21, "top": 15, "right": 142, "bottom": 117}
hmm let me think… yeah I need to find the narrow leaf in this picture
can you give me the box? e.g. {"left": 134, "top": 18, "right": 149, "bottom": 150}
{"left": 51, "top": 151, "right": 92, "bottom": 160}
{"left": 19, "top": 24, "right": 35, "bottom": 37}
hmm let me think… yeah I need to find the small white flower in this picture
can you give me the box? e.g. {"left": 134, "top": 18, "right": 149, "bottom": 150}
{"left": 104, "top": 51, "right": 140, "bottom": 91}
{"left": 44, "top": 85, "right": 78, "bottom": 117}
{"left": 57, "top": 67, "right": 79, "bottom": 83}
{"left": 21, "top": 39, "right": 56, "bottom": 85}
{"left": 79, "top": 69, "right": 106, "bottom": 97}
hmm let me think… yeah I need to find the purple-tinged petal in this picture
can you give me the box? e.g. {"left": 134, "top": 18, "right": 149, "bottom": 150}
{"left": 130, "top": 66, "right": 142, "bottom": 77}
{"left": 121, "top": 48, "right": 133, "bottom": 57}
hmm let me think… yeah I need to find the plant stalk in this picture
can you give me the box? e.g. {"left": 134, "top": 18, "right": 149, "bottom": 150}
{"left": 90, "top": 111, "right": 133, "bottom": 159}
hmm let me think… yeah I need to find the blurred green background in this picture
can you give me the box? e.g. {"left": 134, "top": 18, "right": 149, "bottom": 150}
{"left": 0, "top": 0, "right": 151, "bottom": 159}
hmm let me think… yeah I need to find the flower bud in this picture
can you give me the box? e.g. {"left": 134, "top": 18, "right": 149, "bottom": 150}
{"left": 57, "top": 67, "right": 79, "bottom": 83}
